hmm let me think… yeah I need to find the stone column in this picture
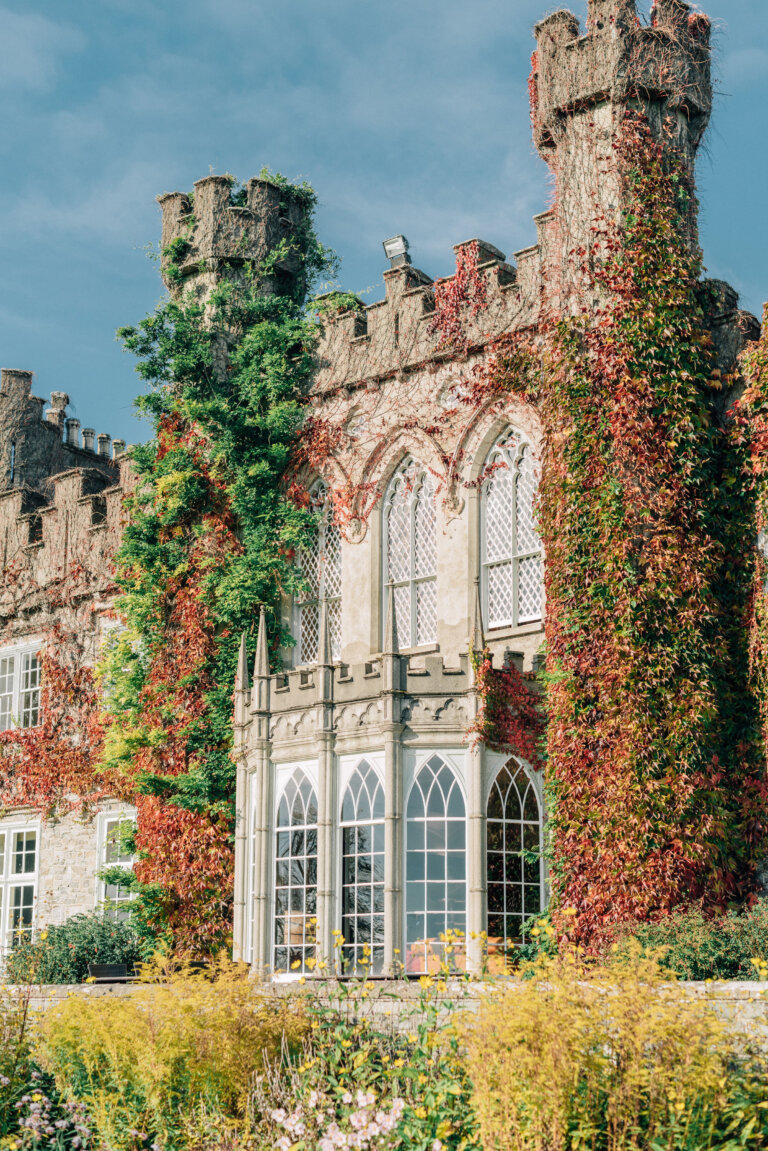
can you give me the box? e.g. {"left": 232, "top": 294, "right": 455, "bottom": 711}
{"left": 382, "top": 584, "right": 405, "bottom": 976}
{"left": 250, "top": 608, "right": 273, "bottom": 972}
{"left": 467, "top": 580, "right": 487, "bottom": 974}
{"left": 232, "top": 634, "right": 250, "bottom": 962}
{"left": 315, "top": 600, "right": 336, "bottom": 966}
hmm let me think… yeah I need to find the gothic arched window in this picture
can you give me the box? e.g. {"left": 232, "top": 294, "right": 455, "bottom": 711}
{"left": 340, "top": 760, "right": 385, "bottom": 974}
{"left": 295, "top": 482, "right": 342, "bottom": 664}
{"left": 274, "top": 769, "right": 318, "bottom": 974}
{"left": 482, "top": 430, "right": 542, "bottom": 628}
{"left": 405, "top": 755, "right": 466, "bottom": 972}
{"left": 384, "top": 460, "right": 437, "bottom": 649}
{"left": 486, "top": 759, "right": 542, "bottom": 946}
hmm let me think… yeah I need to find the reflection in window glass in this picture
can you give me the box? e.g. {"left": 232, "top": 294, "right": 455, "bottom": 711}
{"left": 486, "top": 759, "right": 542, "bottom": 948}
{"left": 274, "top": 769, "right": 318, "bottom": 974}
{"left": 101, "top": 817, "right": 136, "bottom": 922}
{"left": 0, "top": 828, "right": 37, "bottom": 957}
{"left": 405, "top": 755, "right": 466, "bottom": 973}
{"left": 340, "top": 760, "right": 385, "bottom": 974}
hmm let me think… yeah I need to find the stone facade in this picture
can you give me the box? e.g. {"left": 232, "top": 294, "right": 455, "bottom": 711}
{"left": 0, "top": 0, "right": 761, "bottom": 974}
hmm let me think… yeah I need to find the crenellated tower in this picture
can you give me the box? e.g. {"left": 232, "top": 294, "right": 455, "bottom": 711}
{"left": 531, "top": 0, "right": 712, "bottom": 310}
{"left": 157, "top": 174, "right": 310, "bottom": 301}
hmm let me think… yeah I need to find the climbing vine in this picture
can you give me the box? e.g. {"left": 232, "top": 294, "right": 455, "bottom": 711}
{"left": 474, "top": 113, "right": 765, "bottom": 945}
{"left": 100, "top": 175, "right": 337, "bottom": 953}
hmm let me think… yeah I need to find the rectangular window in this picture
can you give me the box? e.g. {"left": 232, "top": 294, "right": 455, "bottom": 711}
{"left": 99, "top": 814, "right": 136, "bottom": 921}
{"left": 0, "top": 827, "right": 38, "bottom": 959}
{"left": 0, "top": 645, "right": 41, "bottom": 732}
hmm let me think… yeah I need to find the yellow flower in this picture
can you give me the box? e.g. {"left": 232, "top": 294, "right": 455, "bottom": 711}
{"left": 530, "top": 928, "right": 540, "bottom": 938}
{"left": 393, "top": 1058, "right": 405, "bottom": 1068}
{"left": 415, "top": 1107, "right": 428, "bottom": 1119}
{"left": 291, "top": 960, "right": 302, "bottom": 970}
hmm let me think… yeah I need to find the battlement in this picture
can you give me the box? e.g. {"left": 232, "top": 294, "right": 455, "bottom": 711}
{"left": 313, "top": 234, "right": 548, "bottom": 392}
{"left": 0, "top": 461, "right": 131, "bottom": 628}
{"left": 0, "top": 368, "right": 121, "bottom": 497}
{"left": 533, "top": 0, "right": 712, "bottom": 160}
{"left": 157, "top": 175, "right": 310, "bottom": 296}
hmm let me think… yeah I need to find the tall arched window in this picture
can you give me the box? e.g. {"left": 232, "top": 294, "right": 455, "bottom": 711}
{"left": 486, "top": 759, "right": 542, "bottom": 947}
{"left": 482, "top": 430, "right": 542, "bottom": 628}
{"left": 384, "top": 460, "right": 437, "bottom": 649}
{"left": 295, "top": 482, "right": 342, "bottom": 664}
{"left": 274, "top": 769, "right": 318, "bottom": 974}
{"left": 406, "top": 755, "right": 466, "bottom": 972}
{"left": 340, "top": 760, "right": 385, "bottom": 974}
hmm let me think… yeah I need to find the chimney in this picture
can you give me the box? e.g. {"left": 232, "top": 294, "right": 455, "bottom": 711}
{"left": 97, "top": 433, "right": 112, "bottom": 459}
{"left": 65, "top": 418, "right": 81, "bottom": 448}
{"left": 82, "top": 428, "right": 95, "bottom": 452}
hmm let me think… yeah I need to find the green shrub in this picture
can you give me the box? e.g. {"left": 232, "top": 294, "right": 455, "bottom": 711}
{"left": 4, "top": 912, "right": 143, "bottom": 985}
{"left": 0, "top": 988, "right": 36, "bottom": 1137}
{"left": 623, "top": 902, "right": 768, "bottom": 980}
{"left": 34, "top": 957, "right": 307, "bottom": 1151}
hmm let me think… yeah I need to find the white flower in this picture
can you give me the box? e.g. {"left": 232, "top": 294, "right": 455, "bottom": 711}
{"left": 342, "top": 1092, "right": 353, "bottom": 1105}
{"left": 276, "top": 1138, "right": 291, "bottom": 1151}
{"left": 271, "top": 1108, "right": 287, "bottom": 1124}
{"left": 432, "top": 1141, "right": 444, "bottom": 1151}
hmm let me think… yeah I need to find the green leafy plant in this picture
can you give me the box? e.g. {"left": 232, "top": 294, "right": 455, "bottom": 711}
{"left": 618, "top": 902, "right": 768, "bottom": 981}
{"left": 4, "top": 913, "right": 143, "bottom": 986}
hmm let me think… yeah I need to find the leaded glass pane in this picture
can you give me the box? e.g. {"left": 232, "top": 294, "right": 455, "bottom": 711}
{"left": 295, "top": 483, "right": 342, "bottom": 664}
{"left": 406, "top": 757, "right": 466, "bottom": 974}
{"left": 340, "top": 761, "right": 385, "bottom": 975}
{"left": 274, "top": 769, "right": 317, "bottom": 974}
{"left": 482, "top": 431, "right": 543, "bottom": 627}
{"left": 385, "top": 461, "right": 438, "bottom": 651}
{"left": 486, "top": 759, "right": 542, "bottom": 953}
{"left": 516, "top": 448, "right": 540, "bottom": 556}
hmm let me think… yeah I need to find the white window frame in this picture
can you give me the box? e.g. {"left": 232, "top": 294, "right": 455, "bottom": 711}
{"left": 382, "top": 459, "right": 438, "bottom": 650}
{"left": 403, "top": 752, "right": 468, "bottom": 975}
{"left": 338, "top": 759, "right": 386, "bottom": 975}
{"left": 96, "top": 809, "right": 137, "bottom": 920}
{"left": 0, "top": 640, "right": 42, "bottom": 732}
{"left": 481, "top": 430, "right": 543, "bottom": 630}
{"left": 0, "top": 821, "right": 39, "bottom": 961}
{"left": 294, "top": 482, "right": 342, "bottom": 666}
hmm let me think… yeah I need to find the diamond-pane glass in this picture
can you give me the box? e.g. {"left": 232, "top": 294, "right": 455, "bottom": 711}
{"left": 487, "top": 563, "right": 515, "bottom": 629}
{"left": 299, "top": 604, "right": 319, "bottom": 666}
{"left": 295, "top": 483, "right": 342, "bottom": 664}
{"left": 518, "top": 557, "right": 542, "bottom": 623}
{"left": 386, "top": 477, "right": 411, "bottom": 585}
{"left": 414, "top": 475, "right": 437, "bottom": 578}
{"left": 416, "top": 580, "right": 437, "bottom": 646}
{"left": 485, "top": 464, "right": 514, "bottom": 564}
{"left": 482, "top": 431, "right": 543, "bottom": 627}
{"left": 516, "top": 448, "right": 540, "bottom": 556}
{"left": 486, "top": 759, "right": 542, "bottom": 950}
{"left": 385, "top": 461, "right": 438, "bottom": 649}
{"left": 394, "top": 584, "right": 411, "bottom": 649}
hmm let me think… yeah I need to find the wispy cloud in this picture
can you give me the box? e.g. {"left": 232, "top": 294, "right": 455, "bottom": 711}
{"left": 0, "top": 8, "right": 83, "bottom": 92}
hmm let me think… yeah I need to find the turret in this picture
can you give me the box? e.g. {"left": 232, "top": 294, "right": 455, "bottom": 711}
{"left": 157, "top": 174, "right": 311, "bottom": 301}
{"left": 531, "top": 0, "right": 712, "bottom": 309}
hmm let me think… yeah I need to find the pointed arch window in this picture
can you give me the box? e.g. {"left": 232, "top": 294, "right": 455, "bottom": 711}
{"left": 486, "top": 759, "right": 542, "bottom": 948}
{"left": 295, "top": 482, "right": 342, "bottom": 664}
{"left": 340, "top": 760, "right": 385, "bottom": 975}
{"left": 482, "top": 430, "right": 542, "bottom": 628}
{"left": 405, "top": 755, "right": 466, "bottom": 973}
{"left": 274, "top": 769, "right": 318, "bottom": 974}
{"left": 384, "top": 460, "right": 437, "bottom": 649}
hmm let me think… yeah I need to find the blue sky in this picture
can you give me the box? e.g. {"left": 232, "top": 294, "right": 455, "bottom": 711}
{"left": 0, "top": 0, "right": 766, "bottom": 443}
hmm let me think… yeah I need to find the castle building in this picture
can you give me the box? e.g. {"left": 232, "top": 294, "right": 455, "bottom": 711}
{"left": 0, "top": 0, "right": 759, "bottom": 974}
